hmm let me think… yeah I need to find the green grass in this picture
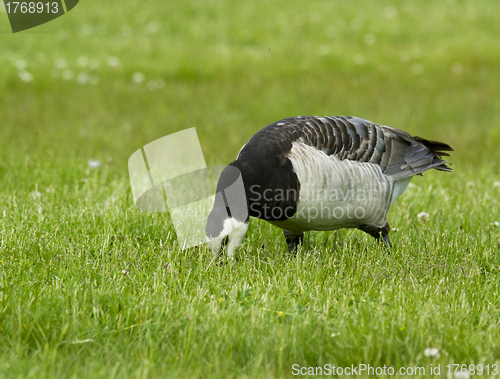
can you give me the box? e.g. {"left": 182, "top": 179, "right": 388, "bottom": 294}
{"left": 1, "top": 0, "right": 500, "bottom": 377}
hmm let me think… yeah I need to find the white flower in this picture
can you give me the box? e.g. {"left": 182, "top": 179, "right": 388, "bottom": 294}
{"left": 147, "top": 81, "right": 156, "bottom": 90}
{"left": 122, "top": 25, "right": 133, "bottom": 37}
{"left": 400, "top": 51, "right": 410, "bottom": 62}
{"left": 14, "top": 59, "right": 27, "bottom": 70}
{"left": 319, "top": 44, "right": 330, "bottom": 56}
{"left": 391, "top": 228, "right": 399, "bottom": 232}
{"left": 454, "top": 370, "right": 470, "bottom": 379}
{"left": 412, "top": 63, "right": 425, "bottom": 75}
{"left": 59, "top": 30, "right": 69, "bottom": 40}
{"left": 108, "top": 57, "right": 121, "bottom": 68}
{"left": 81, "top": 24, "right": 94, "bottom": 35}
{"left": 77, "top": 56, "right": 89, "bottom": 67}
{"left": 350, "top": 20, "right": 361, "bottom": 31}
{"left": 77, "top": 73, "right": 88, "bottom": 84}
{"left": 412, "top": 47, "right": 422, "bottom": 58}
{"left": 89, "top": 75, "right": 99, "bottom": 85}
{"left": 62, "top": 70, "right": 74, "bottom": 80}
{"left": 363, "top": 33, "right": 376, "bottom": 45}
{"left": 55, "top": 58, "right": 67, "bottom": 68}
{"left": 354, "top": 54, "right": 365, "bottom": 65}
{"left": 466, "top": 181, "right": 475, "bottom": 188}
{"left": 147, "top": 79, "right": 165, "bottom": 90}
{"left": 384, "top": 7, "right": 398, "bottom": 19}
{"left": 325, "top": 26, "right": 336, "bottom": 38}
{"left": 423, "top": 347, "right": 440, "bottom": 358}
{"left": 417, "top": 212, "right": 430, "bottom": 222}
{"left": 451, "top": 62, "right": 463, "bottom": 75}
{"left": 88, "top": 159, "right": 101, "bottom": 168}
{"left": 493, "top": 181, "right": 500, "bottom": 188}
{"left": 18, "top": 70, "right": 34, "bottom": 83}
{"left": 492, "top": 222, "right": 500, "bottom": 228}
{"left": 89, "top": 59, "right": 100, "bottom": 70}
{"left": 122, "top": 269, "right": 129, "bottom": 275}
{"left": 154, "top": 79, "right": 164, "bottom": 88}
{"left": 145, "top": 21, "right": 160, "bottom": 34}
{"left": 132, "top": 72, "right": 145, "bottom": 83}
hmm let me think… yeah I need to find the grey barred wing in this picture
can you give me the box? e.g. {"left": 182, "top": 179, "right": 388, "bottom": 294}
{"left": 238, "top": 116, "right": 453, "bottom": 181}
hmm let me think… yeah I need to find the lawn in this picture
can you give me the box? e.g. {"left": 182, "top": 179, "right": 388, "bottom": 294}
{"left": 1, "top": 0, "right": 500, "bottom": 377}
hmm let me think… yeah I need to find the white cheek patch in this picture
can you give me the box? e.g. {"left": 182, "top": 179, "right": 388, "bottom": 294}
{"left": 226, "top": 221, "right": 248, "bottom": 259}
{"left": 207, "top": 236, "right": 224, "bottom": 252}
{"left": 206, "top": 217, "right": 248, "bottom": 258}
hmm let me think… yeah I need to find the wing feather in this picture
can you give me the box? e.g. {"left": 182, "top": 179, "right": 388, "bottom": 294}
{"left": 237, "top": 116, "right": 453, "bottom": 180}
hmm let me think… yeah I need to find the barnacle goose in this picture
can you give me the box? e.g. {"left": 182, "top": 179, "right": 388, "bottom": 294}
{"left": 206, "top": 116, "right": 453, "bottom": 258}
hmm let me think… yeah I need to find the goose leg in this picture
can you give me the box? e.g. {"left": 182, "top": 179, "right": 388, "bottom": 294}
{"left": 358, "top": 223, "right": 392, "bottom": 248}
{"left": 283, "top": 230, "right": 304, "bottom": 253}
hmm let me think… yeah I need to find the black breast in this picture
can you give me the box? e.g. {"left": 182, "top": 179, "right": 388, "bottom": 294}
{"left": 219, "top": 154, "right": 300, "bottom": 222}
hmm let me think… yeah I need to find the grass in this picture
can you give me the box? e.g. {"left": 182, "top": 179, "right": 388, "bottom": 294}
{"left": 1, "top": 0, "right": 500, "bottom": 377}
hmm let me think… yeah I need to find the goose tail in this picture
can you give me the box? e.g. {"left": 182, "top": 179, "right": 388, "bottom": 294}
{"left": 413, "top": 136, "right": 454, "bottom": 173}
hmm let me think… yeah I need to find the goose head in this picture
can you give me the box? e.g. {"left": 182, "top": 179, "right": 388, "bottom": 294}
{"left": 205, "top": 164, "right": 249, "bottom": 258}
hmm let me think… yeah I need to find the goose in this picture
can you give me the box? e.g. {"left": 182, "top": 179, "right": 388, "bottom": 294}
{"left": 206, "top": 116, "right": 453, "bottom": 258}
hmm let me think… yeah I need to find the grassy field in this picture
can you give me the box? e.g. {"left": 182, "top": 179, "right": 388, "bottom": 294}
{"left": 1, "top": 0, "right": 500, "bottom": 377}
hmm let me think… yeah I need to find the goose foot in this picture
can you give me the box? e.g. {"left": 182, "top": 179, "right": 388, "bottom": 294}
{"left": 283, "top": 230, "right": 304, "bottom": 253}
{"left": 358, "top": 223, "right": 392, "bottom": 249}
